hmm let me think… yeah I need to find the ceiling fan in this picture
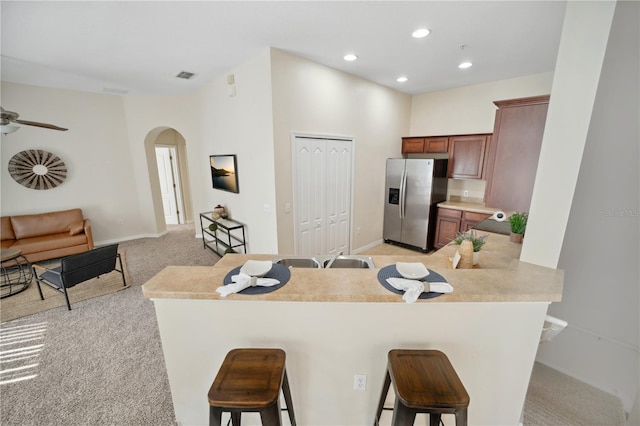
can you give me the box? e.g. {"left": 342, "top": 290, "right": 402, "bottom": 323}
{"left": 1, "top": 107, "right": 68, "bottom": 134}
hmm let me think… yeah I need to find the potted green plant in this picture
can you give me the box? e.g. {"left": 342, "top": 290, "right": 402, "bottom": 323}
{"left": 509, "top": 212, "right": 528, "bottom": 243}
{"left": 453, "top": 230, "right": 488, "bottom": 265}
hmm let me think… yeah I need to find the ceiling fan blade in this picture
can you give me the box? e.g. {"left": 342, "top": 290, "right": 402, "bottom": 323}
{"left": 14, "top": 119, "right": 68, "bottom": 131}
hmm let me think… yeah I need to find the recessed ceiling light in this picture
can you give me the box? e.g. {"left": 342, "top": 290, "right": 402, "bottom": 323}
{"left": 412, "top": 28, "right": 431, "bottom": 39}
{"left": 458, "top": 62, "right": 473, "bottom": 69}
{"left": 343, "top": 54, "right": 358, "bottom": 61}
{"left": 396, "top": 76, "right": 408, "bottom": 83}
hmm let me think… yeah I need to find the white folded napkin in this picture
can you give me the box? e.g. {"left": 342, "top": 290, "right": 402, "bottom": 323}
{"left": 386, "top": 278, "right": 454, "bottom": 303}
{"left": 216, "top": 272, "right": 280, "bottom": 297}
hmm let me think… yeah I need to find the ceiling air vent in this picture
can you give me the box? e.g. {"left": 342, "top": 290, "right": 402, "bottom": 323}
{"left": 176, "top": 71, "right": 196, "bottom": 80}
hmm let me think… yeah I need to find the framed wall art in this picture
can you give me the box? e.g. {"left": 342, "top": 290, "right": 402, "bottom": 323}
{"left": 209, "top": 154, "right": 239, "bottom": 193}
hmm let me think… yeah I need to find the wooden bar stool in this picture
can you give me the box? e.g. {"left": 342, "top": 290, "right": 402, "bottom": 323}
{"left": 374, "top": 349, "right": 469, "bottom": 426}
{"left": 208, "top": 348, "right": 296, "bottom": 426}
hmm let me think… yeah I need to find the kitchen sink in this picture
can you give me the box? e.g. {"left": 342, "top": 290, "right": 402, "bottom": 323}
{"left": 273, "top": 257, "right": 322, "bottom": 268}
{"left": 272, "top": 255, "right": 375, "bottom": 269}
{"left": 322, "top": 257, "right": 374, "bottom": 269}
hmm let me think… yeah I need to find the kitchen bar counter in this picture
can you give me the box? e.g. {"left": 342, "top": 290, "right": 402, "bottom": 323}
{"left": 142, "top": 232, "right": 562, "bottom": 303}
{"left": 143, "top": 232, "right": 563, "bottom": 426}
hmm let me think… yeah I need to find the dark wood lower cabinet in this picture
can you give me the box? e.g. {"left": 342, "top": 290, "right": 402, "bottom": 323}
{"left": 434, "top": 207, "right": 491, "bottom": 249}
{"left": 461, "top": 211, "right": 491, "bottom": 232}
{"left": 434, "top": 208, "right": 461, "bottom": 249}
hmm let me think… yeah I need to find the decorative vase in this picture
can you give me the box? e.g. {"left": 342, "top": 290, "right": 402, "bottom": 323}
{"left": 472, "top": 251, "right": 480, "bottom": 266}
{"left": 458, "top": 240, "right": 474, "bottom": 269}
{"left": 211, "top": 204, "right": 227, "bottom": 220}
{"left": 510, "top": 232, "right": 524, "bottom": 243}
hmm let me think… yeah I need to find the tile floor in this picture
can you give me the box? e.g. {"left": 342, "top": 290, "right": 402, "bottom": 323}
{"left": 360, "top": 242, "right": 433, "bottom": 256}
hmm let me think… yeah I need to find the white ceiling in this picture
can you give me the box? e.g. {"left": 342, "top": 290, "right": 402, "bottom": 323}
{"left": 0, "top": 1, "right": 567, "bottom": 97}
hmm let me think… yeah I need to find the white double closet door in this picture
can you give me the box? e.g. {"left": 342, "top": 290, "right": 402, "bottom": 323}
{"left": 293, "top": 135, "right": 353, "bottom": 256}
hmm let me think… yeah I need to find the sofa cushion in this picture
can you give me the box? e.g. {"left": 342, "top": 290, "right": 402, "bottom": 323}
{"left": 10, "top": 209, "right": 84, "bottom": 240}
{"left": 11, "top": 233, "right": 89, "bottom": 256}
{"left": 69, "top": 222, "right": 84, "bottom": 236}
{"left": 1, "top": 216, "right": 16, "bottom": 241}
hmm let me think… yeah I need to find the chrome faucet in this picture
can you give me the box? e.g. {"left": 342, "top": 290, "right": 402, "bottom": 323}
{"left": 324, "top": 251, "right": 343, "bottom": 269}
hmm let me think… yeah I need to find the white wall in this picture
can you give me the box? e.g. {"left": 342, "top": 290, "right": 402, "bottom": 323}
{"left": 122, "top": 49, "right": 278, "bottom": 253}
{"left": 194, "top": 49, "right": 278, "bottom": 254}
{"left": 121, "top": 94, "right": 199, "bottom": 237}
{"left": 409, "top": 72, "right": 554, "bottom": 136}
{"left": 535, "top": 0, "right": 639, "bottom": 412}
{"left": 0, "top": 83, "right": 145, "bottom": 243}
{"left": 270, "top": 49, "right": 411, "bottom": 254}
{"left": 521, "top": 1, "right": 616, "bottom": 269}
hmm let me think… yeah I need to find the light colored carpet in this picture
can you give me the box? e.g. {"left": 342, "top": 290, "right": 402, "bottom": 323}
{"left": 0, "top": 224, "right": 218, "bottom": 426}
{"left": 0, "top": 252, "right": 130, "bottom": 323}
{"left": 524, "top": 362, "right": 626, "bottom": 425}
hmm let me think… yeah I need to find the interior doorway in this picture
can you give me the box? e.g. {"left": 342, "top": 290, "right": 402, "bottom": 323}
{"left": 155, "top": 145, "right": 184, "bottom": 224}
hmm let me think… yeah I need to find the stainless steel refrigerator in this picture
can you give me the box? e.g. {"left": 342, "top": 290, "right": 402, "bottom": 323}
{"left": 383, "top": 158, "right": 448, "bottom": 252}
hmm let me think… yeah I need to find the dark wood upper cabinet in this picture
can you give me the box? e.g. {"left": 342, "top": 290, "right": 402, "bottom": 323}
{"left": 447, "top": 134, "right": 490, "bottom": 179}
{"left": 401, "top": 137, "right": 425, "bottom": 153}
{"left": 401, "top": 137, "right": 449, "bottom": 154}
{"left": 424, "top": 137, "right": 449, "bottom": 153}
{"left": 484, "top": 95, "right": 550, "bottom": 212}
{"left": 402, "top": 134, "right": 488, "bottom": 180}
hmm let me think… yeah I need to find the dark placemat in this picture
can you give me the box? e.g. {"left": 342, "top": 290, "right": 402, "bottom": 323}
{"left": 222, "top": 263, "right": 291, "bottom": 295}
{"left": 377, "top": 264, "right": 447, "bottom": 300}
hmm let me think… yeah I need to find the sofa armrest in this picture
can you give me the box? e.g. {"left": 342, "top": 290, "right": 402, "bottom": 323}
{"left": 83, "top": 219, "right": 94, "bottom": 250}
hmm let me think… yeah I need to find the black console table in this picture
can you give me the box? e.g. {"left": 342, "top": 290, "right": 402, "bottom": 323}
{"left": 199, "top": 212, "right": 246, "bottom": 256}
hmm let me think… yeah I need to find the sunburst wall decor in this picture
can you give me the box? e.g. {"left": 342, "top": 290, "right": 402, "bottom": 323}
{"left": 8, "top": 149, "right": 68, "bottom": 190}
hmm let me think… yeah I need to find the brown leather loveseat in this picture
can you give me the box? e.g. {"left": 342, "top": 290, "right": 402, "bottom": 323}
{"left": 1, "top": 208, "right": 94, "bottom": 262}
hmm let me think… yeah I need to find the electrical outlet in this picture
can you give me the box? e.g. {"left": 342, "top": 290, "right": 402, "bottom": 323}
{"left": 463, "top": 190, "right": 469, "bottom": 197}
{"left": 354, "top": 374, "right": 367, "bottom": 390}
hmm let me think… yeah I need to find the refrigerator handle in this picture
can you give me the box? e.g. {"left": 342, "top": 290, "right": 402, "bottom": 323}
{"left": 399, "top": 168, "right": 407, "bottom": 219}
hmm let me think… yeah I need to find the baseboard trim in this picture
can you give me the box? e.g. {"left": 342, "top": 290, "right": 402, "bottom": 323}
{"left": 96, "top": 230, "right": 168, "bottom": 246}
{"left": 351, "top": 239, "right": 384, "bottom": 254}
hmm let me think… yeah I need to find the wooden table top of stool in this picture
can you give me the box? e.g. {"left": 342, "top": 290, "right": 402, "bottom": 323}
{"left": 388, "top": 349, "right": 470, "bottom": 410}
{"left": 208, "top": 348, "right": 286, "bottom": 408}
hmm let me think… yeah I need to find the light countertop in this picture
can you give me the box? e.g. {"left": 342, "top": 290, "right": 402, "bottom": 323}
{"left": 142, "top": 231, "right": 563, "bottom": 303}
{"left": 437, "top": 200, "right": 504, "bottom": 215}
